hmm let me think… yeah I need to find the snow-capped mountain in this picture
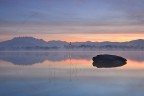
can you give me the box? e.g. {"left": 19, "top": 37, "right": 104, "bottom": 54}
{"left": 0, "top": 37, "right": 47, "bottom": 47}
{"left": 0, "top": 37, "right": 143, "bottom": 50}
{"left": 0, "top": 37, "right": 69, "bottom": 47}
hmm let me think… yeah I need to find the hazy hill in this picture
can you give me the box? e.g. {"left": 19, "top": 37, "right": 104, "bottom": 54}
{"left": 0, "top": 37, "right": 47, "bottom": 47}
{"left": 47, "top": 40, "right": 68, "bottom": 47}
{"left": 0, "top": 37, "right": 68, "bottom": 47}
{"left": 0, "top": 37, "right": 143, "bottom": 50}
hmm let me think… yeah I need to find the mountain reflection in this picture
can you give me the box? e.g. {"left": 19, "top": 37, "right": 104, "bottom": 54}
{"left": 0, "top": 51, "right": 143, "bottom": 65}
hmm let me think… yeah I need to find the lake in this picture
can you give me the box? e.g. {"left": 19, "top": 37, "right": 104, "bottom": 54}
{"left": 0, "top": 51, "right": 144, "bottom": 96}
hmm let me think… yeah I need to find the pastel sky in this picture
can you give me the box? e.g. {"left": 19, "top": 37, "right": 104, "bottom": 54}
{"left": 0, "top": 0, "right": 144, "bottom": 42}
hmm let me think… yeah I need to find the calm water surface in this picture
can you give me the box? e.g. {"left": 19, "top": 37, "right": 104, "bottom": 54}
{"left": 0, "top": 51, "right": 144, "bottom": 96}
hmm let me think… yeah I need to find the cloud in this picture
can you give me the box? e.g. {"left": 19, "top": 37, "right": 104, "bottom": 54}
{"left": 0, "top": 24, "right": 144, "bottom": 35}
{"left": 1, "top": 0, "right": 144, "bottom": 26}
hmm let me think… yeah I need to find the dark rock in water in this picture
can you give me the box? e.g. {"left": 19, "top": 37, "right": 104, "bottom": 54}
{"left": 92, "top": 54, "right": 127, "bottom": 68}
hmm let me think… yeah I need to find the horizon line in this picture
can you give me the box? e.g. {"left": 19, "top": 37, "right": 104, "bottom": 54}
{"left": 1, "top": 36, "right": 144, "bottom": 43}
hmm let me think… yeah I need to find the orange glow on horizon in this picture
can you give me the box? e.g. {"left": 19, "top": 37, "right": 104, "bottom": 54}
{"left": 0, "top": 33, "right": 143, "bottom": 42}
{"left": 41, "top": 33, "right": 144, "bottom": 42}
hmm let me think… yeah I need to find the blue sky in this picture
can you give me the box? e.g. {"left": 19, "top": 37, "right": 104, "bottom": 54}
{"left": 0, "top": 0, "right": 144, "bottom": 42}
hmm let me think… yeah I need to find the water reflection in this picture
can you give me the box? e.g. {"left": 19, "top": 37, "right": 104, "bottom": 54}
{"left": 0, "top": 51, "right": 143, "bottom": 65}
{"left": 0, "top": 51, "right": 144, "bottom": 96}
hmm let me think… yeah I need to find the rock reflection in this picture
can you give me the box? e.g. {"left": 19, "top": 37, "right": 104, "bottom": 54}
{"left": 92, "top": 54, "right": 127, "bottom": 68}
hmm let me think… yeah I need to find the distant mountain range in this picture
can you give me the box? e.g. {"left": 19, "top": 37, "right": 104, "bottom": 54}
{"left": 0, "top": 37, "right": 144, "bottom": 50}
